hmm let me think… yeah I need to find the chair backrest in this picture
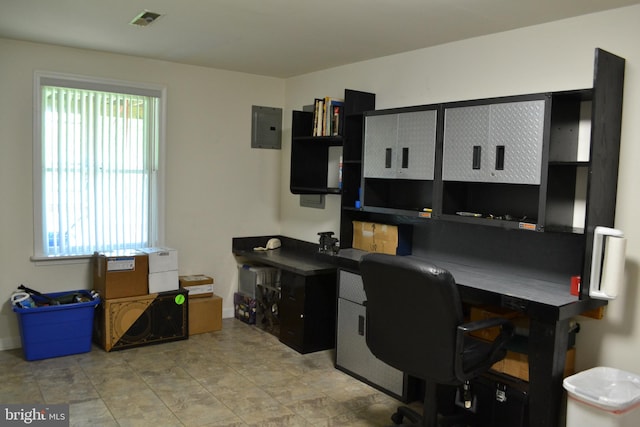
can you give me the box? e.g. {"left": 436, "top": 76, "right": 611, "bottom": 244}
{"left": 360, "top": 253, "right": 465, "bottom": 385}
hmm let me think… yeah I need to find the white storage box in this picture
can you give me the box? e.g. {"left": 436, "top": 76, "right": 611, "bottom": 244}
{"left": 139, "top": 247, "right": 178, "bottom": 273}
{"left": 149, "top": 270, "right": 179, "bottom": 293}
{"left": 563, "top": 367, "right": 640, "bottom": 427}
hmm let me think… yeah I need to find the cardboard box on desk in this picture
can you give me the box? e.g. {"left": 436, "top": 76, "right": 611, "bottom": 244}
{"left": 179, "top": 275, "right": 214, "bottom": 298}
{"left": 93, "top": 250, "right": 149, "bottom": 299}
{"left": 352, "top": 221, "right": 412, "bottom": 255}
{"left": 139, "top": 247, "right": 178, "bottom": 273}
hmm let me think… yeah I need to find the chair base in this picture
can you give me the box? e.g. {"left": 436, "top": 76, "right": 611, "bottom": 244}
{"left": 387, "top": 405, "right": 474, "bottom": 427}
{"left": 390, "top": 405, "right": 422, "bottom": 425}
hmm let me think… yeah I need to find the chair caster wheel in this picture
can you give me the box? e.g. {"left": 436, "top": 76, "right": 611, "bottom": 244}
{"left": 391, "top": 412, "right": 404, "bottom": 425}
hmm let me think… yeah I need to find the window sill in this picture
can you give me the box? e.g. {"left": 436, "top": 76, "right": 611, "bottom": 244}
{"left": 30, "top": 255, "right": 92, "bottom": 266}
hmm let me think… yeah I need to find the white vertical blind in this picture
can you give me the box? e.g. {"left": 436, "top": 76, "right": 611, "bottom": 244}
{"left": 39, "top": 84, "right": 159, "bottom": 256}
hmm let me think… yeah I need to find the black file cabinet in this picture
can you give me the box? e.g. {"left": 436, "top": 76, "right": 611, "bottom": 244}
{"left": 279, "top": 269, "right": 336, "bottom": 354}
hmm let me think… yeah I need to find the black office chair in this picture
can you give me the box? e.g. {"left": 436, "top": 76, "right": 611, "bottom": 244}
{"left": 360, "top": 253, "right": 514, "bottom": 427}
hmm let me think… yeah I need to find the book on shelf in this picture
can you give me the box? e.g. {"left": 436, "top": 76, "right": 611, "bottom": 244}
{"left": 312, "top": 96, "right": 344, "bottom": 137}
{"left": 330, "top": 101, "right": 343, "bottom": 136}
{"left": 313, "top": 98, "right": 324, "bottom": 136}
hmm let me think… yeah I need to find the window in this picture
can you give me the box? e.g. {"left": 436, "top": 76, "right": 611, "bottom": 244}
{"left": 33, "top": 72, "right": 165, "bottom": 259}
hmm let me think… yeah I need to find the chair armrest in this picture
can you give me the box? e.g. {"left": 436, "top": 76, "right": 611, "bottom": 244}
{"left": 458, "top": 317, "right": 513, "bottom": 334}
{"left": 455, "top": 317, "right": 514, "bottom": 380}
{"left": 458, "top": 317, "right": 514, "bottom": 361}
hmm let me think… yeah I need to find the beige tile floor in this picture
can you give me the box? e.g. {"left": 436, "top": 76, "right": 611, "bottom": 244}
{"left": 0, "top": 318, "right": 413, "bottom": 426}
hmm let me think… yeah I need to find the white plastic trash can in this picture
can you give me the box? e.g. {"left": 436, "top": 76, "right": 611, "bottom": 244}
{"left": 563, "top": 367, "right": 640, "bottom": 427}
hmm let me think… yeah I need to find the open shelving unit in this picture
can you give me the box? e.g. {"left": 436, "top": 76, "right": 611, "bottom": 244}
{"left": 290, "top": 90, "right": 376, "bottom": 196}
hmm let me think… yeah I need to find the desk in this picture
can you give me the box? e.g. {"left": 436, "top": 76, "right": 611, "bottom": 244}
{"left": 234, "top": 235, "right": 605, "bottom": 426}
{"left": 328, "top": 248, "right": 606, "bottom": 427}
{"left": 232, "top": 236, "right": 337, "bottom": 354}
{"left": 428, "top": 256, "right": 604, "bottom": 427}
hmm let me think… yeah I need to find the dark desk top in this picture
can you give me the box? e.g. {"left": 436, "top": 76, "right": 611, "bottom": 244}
{"left": 322, "top": 248, "right": 605, "bottom": 320}
{"left": 431, "top": 257, "right": 575, "bottom": 307}
{"left": 233, "top": 236, "right": 605, "bottom": 320}
{"left": 232, "top": 236, "right": 335, "bottom": 276}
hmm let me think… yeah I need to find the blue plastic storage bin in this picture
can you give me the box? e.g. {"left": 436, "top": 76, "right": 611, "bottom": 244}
{"left": 13, "top": 290, "right": 100, "bottom": 361}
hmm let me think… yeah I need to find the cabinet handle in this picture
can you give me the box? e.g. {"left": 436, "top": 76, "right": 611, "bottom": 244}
{"left": 495, "top": 145, "right": 505, "bottom": 170}
{"left": 385, "top": 148, "right": 393, "bottom": 168}
{"left": 358, "top": 315, "right": 365, "bottom": 336}
{"left": 472, "top": 146, "right": 482, "bottom": 170}
{"left": 401, "top": 147, "right": 409, "bottom": 169}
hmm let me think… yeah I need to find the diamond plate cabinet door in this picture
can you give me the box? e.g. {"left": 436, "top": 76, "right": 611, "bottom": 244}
{"left": 364, "top": 109, "right": 437, "bottom": 180}
{"left": 443, "top": 99, "right": 546, "bottom": 184}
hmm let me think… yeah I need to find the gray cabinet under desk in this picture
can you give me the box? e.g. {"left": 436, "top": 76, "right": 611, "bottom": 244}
{"left": 336, "top": 269, "right": 417, "bottom": 401}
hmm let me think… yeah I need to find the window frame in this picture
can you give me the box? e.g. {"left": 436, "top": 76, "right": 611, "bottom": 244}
{"left": 32, "top": 71, "right": 167, "bottom": 262}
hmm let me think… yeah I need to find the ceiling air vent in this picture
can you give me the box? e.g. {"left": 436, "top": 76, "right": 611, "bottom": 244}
{"left": 130, "top": 11, "right": 162, "bottom": 27}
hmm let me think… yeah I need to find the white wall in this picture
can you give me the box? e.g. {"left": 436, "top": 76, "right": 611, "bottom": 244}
{"left": 0, "top": 39, "right": 284, "bottom": 349}
{"left": 281, "top": 5, "right": 640, "bottom": 373}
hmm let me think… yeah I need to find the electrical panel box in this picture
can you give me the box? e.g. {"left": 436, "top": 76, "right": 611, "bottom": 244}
{"left": 252, "top": 105, "right": 282, "bottom": 149}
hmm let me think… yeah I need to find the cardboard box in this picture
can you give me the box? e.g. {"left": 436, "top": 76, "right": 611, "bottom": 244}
{"left": 149, "top": 270, "right": 179, "bottom": 293}
{"left": 139, "top": 247, "right": 178, "bottom": 273}
{"left": 469, "top": 306, "right": 525, "bottom": 341}
{"left": 179, "top": 275, "right": 214, "bottom": 298}
{"left": 189, "top": 295, "right": 222, "bottom": 335}
{"left": 352, "top": 221, "right": 412, "bottom": 255}
{"left": 93, "top": 250, "right": 149, "bottom": 299}
{"left": 491, "top": 347, "right": 576, "bottom": 382}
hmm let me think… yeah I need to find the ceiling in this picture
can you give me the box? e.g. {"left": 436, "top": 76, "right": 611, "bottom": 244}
{"left": 1, "top": 0, "right": 639, "bottom": 78}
